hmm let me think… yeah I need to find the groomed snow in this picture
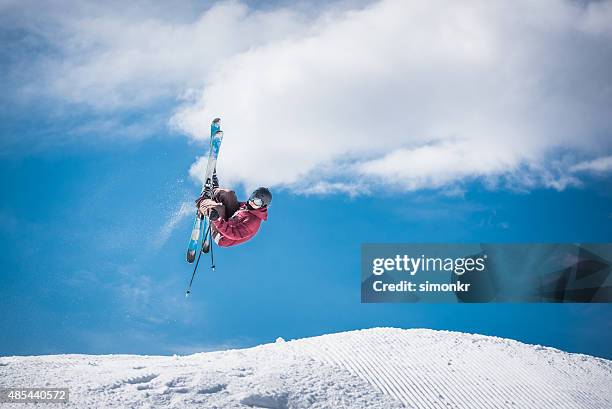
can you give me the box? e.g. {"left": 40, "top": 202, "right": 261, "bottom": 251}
{"left": 1, "top": 328, "right": 611, "bottom": 408}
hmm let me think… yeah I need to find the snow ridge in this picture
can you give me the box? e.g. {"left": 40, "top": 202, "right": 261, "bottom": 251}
{"left": 295, "top": 328, "right": 612, "bottom": 408}
{"left": 1, "top": 328, "right": 610, "bottom": 408}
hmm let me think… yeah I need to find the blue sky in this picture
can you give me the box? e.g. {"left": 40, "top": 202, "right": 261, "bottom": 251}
{"left": 1, "top": 135, "right": 611, "bottom": 358}
{"left": 1, "top": 0, "right": 612, "bottom": 359}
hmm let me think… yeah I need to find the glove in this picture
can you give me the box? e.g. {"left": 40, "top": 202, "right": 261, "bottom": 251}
{"left": 197, "top": 198, "right": 224, "bottom": 220}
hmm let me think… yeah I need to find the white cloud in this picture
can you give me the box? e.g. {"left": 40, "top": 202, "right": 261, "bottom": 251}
{"left": 356, "top": 140, "right": 519, "bottom": 190}
{"left": 6, "top": 0, "right": 612, "bottom": 193}
{"left": 571, "top": 155, "right": 612, "bottom": 173}
{"left": 23, "top": 1, "right": 316, "bottom": 110}
{"left": 170, "top": 0, "right": 612, "bottom": 193}
{"left": 298, "top": 181, "right": 369, "bottom": 197}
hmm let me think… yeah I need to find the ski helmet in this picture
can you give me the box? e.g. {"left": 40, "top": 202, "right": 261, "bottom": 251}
{"left": 249, "top": 187, "right": 272, "bottom": 207}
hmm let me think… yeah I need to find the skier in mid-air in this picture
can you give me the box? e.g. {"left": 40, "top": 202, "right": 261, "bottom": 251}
{"left": 196, "top": 178, "right": 271, "bottom": 247}
{"left": 184, "top": 117, "right": 270, "bottom": 294}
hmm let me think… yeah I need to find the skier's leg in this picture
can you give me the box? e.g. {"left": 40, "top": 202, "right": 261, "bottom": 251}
{"left": 213, "top": 188, "right": 240, "bottom": 219}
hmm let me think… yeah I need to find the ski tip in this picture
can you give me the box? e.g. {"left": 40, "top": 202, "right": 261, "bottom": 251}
{"left": 212, "top": 117, "right": 221, "bottom": 124}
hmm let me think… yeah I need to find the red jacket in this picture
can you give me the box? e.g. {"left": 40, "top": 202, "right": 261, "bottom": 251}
{"left": 212, "top": 203, "right": 268, "bottom": 247}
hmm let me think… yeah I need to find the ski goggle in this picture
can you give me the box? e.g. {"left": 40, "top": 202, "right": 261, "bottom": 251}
{"left": 249, "top": 196, "right": 264, "bottom": 207}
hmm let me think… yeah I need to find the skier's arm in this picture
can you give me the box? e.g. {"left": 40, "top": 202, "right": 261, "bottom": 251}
{"left": 212, "top": 216, "right": 254, "bottom": 241}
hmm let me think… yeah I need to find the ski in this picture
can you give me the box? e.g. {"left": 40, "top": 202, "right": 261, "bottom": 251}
{"left": 186, "top": 118, "right": 223, "bottom": 263}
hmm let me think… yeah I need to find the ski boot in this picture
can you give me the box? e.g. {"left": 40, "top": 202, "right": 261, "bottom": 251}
{"left": 195, "top": 180, "right": 213, "bottom": 219}
{"left": 203, "top": 178, "right": 213, "bottom": 199}
{"left": 212, "top": 169, "right": 219, "bottom": 190}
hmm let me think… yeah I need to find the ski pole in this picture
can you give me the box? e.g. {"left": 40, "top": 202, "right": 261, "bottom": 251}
{"left": 209, "top": 231, "right": 216, "bottom": 271}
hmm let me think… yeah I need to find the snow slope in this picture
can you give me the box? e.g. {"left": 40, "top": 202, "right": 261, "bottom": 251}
{"left": 1, "top": 328, "right": 611, "bottom": 408}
